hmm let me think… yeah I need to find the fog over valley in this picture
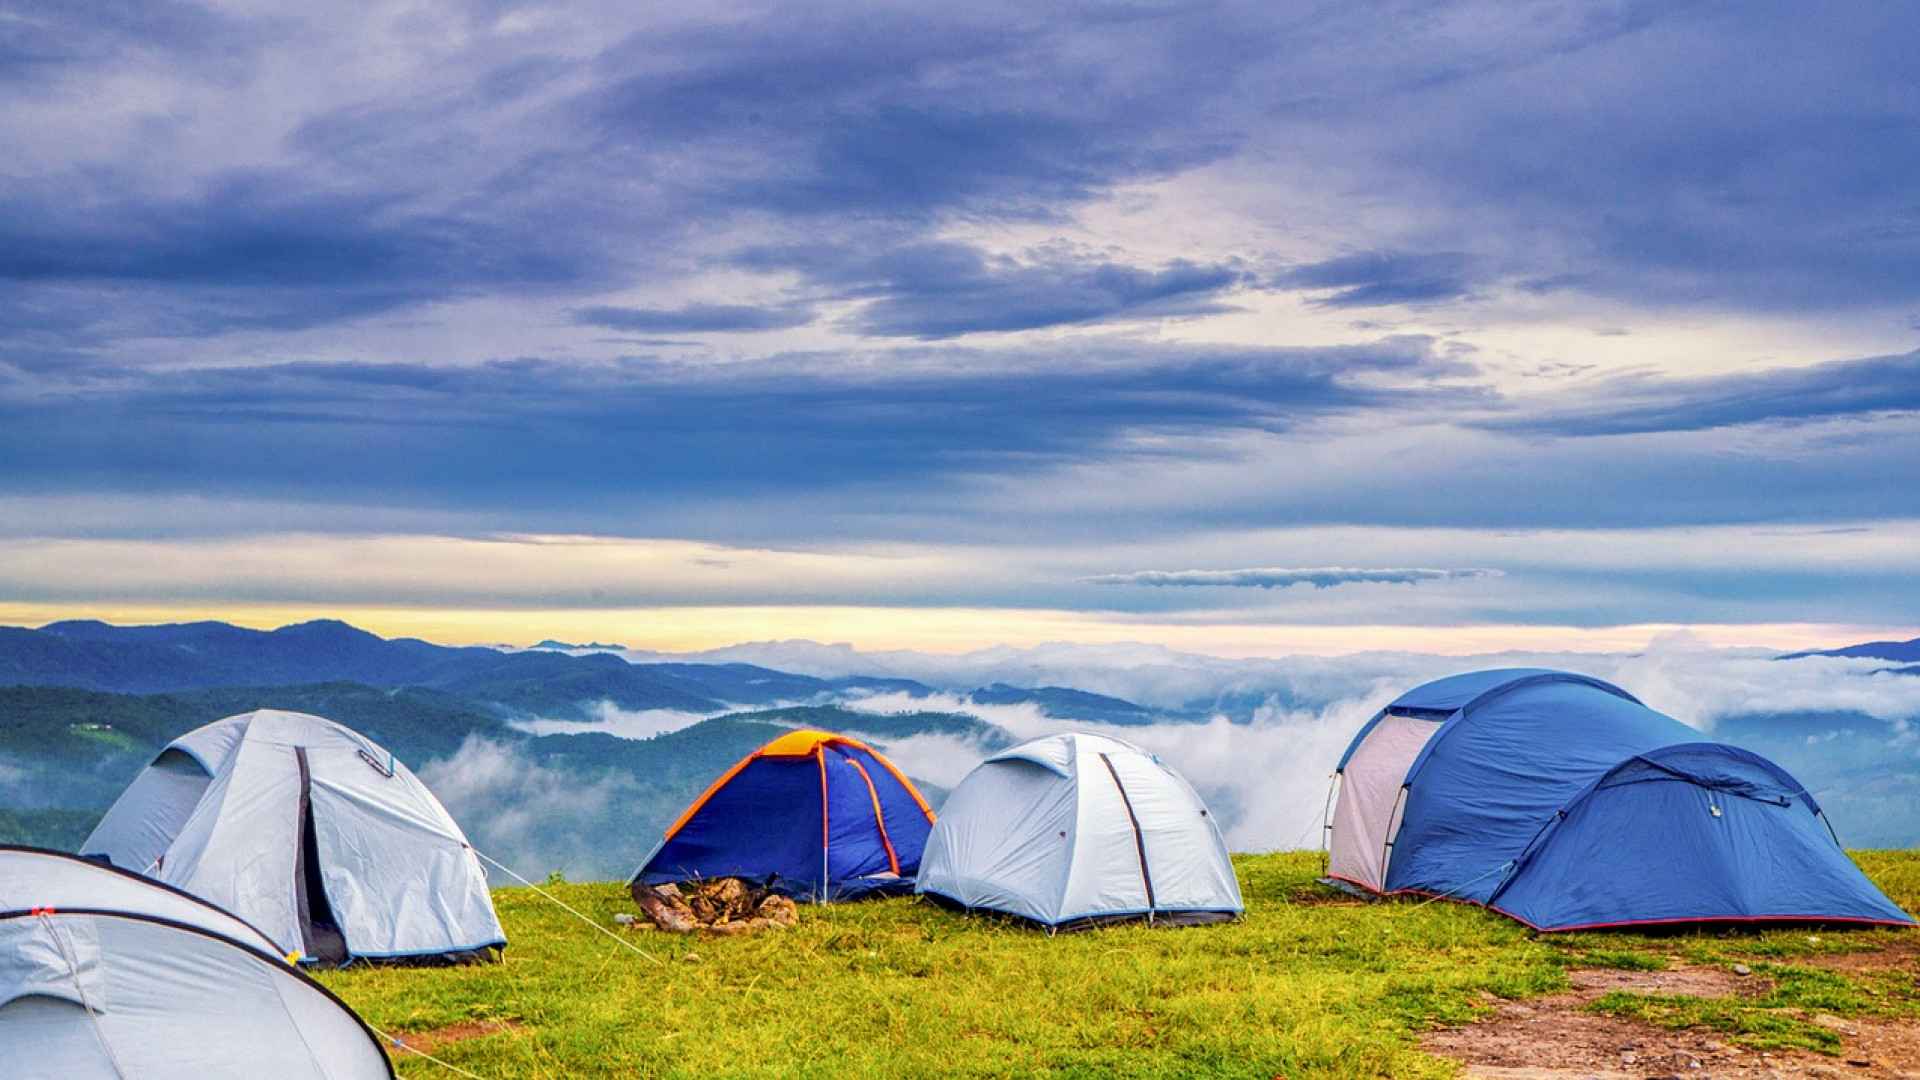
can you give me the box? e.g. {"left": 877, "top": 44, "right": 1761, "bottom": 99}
{"left": 427, "top": 635, "right": 1920, "bottom": 879}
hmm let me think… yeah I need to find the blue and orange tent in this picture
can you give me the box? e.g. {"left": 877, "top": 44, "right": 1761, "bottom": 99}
{"left": 632, "top": 731, "right": 936, "bottom": 901}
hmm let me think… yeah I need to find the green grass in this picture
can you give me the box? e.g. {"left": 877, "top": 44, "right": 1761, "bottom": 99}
{"left": 319, "top": 852, "right": 1920, "bottom": 1078}
{"left": 65, "top": 722, "right": 146, "bottom": 753}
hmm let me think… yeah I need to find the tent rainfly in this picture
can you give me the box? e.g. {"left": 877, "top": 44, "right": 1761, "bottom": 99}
{"left": 0, "top": 845, "right": 395, "bottom": 1079}
{"left": 915, "top": 733, "right": 1243, "bottom": 930}
{"left": 634, "top": 730, "right": 937, "bottom": 901}
{"left": 82, "top": 709, "right": 505, "bottom": 965}
{"left": 1327, "top": 668, "right": 1916, "bottom": 931}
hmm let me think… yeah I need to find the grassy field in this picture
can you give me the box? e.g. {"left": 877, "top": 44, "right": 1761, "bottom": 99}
{"left": 320, "top": 852, "right": 1920, "bottom": 1079}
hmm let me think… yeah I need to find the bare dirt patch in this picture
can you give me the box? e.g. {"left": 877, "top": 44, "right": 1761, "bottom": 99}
{"left": 390, "top": 1018, "right": 524, "bottom": 1056}
{"left": 1798, "top": 935, "right": 1920, "bottom": 976}
{"left": 1423, "top": 965, "right": 1920, "bottom": 1079}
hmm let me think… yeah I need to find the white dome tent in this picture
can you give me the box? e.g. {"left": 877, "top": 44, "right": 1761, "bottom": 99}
{"left": 915, "top": 733, "right": 1243, "bottom": 930}
{"left": 83, "top": 709, "right": 505, "bottom": 965}
{"left": 0, "top": 846, "right": 394, "bottom": 1079}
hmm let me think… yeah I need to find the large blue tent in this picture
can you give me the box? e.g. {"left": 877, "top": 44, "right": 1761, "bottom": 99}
{"left": 632, "top": 730, "right": 935, "bottom": 902}
{"left": 1327, "top": 669, "right": 1913, "bottom": 931}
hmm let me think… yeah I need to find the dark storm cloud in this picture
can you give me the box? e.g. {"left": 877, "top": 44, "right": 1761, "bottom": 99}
{"left": 580, "top": 6, "right": 1238, "bottom": 221}
{"left": 571, "top": 304, "right": 816, "bottom": 334}
{"left": 0, "top": 338, "right": 1457, "bottom": 514}
{"left": 1327, "top": 2, "right": 1920, "bottom": 311}
{"left": 4, "top": 0, "right": 1920, "bottom": 587}
{"left": 1485, "top": 349, "right": 1920, "bottom": 436}
{"left": 0, "top": 173, "right": 600, "bottom": 337}
{"left": 746, "top": 241, "right": 1246, "bottom": 338}
{"left": 8, "top": 2, "right": 1920, "bottom": 347}
{"left": 0, "top": 3, "right": 1256, "bottom": 342}
{"left": 1088, "top": 568, "right": 1501, "bottom": 589}
{"left": 0, "top": 0, "right": 244, "bottom": 84}
{"left": 1276, "top": 252, "right": 1484, "bottom": 309}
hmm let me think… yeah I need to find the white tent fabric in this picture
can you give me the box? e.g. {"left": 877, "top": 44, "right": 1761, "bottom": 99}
{"left": 0, "top": 847, "right": 393, "bottom": 1079}
{"left": 1326, "top": 714, "right": 1443, "bottom": 892}
{"left": 915, "top": 733, "right": 1243, "bottom": 928}
{"left": 0, "top": 847, "right": 280, "bottom": 956}
{"left": 83, "top": 710, "right": 504, "bottom": 964}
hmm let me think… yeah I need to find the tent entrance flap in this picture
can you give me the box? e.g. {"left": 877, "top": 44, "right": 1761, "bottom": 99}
{"left": 1329, "top": 713, "right": 1442, "bottom": 892}
{"left": 845, "top": 757, "right": 902, "bottom": 876}
{"left": 293, "top": 748, "right": 346, "bottom": 965}
{"left": 1098, "top": 752, "right": 1157, "bottom": 910}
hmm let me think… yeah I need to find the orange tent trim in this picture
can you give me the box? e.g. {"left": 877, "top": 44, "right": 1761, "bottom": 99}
{"left": 661, "top": 729, "right": 934, "bottom": 841}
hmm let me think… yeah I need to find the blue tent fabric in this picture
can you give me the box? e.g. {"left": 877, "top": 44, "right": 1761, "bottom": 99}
{"left": 1489, "top": 744, "right": 1913, "bottom": 930}
{"left": 633, "top": 731, "right": 934, "bottom": 902}
{"left": 1332, "top": 669, "right": 1914, "bottom": 931}
{"left": 1335, "top": 669, "right": 1643, "bottom": 770}
{"left": 1386, "top": 672, "right": 1700, "bottom": 902}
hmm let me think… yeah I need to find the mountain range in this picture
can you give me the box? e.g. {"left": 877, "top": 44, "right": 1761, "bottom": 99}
{"left": 3, "top": 619, "right": 1916, "bottom": 876}
{"left": 0, "top": 619, "right": 1149, "bottom": 873}
{"left": 1781, "top": 637, "right": 1920, "bottom": 665}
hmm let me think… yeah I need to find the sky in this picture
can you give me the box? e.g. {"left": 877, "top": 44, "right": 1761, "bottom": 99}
{"left": 4, "top": 0, "right": 1920, "bottom": 655}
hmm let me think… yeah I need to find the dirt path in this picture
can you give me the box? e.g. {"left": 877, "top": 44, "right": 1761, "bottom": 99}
{"left": 389, "top": 1018, "right": 523, "bottom": 1057}
{"left": 1423, "top": 954, "right": 1920, "bottom": 1080}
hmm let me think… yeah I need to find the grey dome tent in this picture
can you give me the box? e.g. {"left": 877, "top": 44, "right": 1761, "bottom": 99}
{"left": 0, "top": 846, "right": 394, "bottom": 1079}
{"left": 82, "top": 709, "right": 505, "bottom": 965}
{"left": 915, "top": 733, "right": 1243, "bottom": 929}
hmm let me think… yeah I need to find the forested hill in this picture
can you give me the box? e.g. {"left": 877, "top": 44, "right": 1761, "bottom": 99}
{"left": 0, "top": 619, "right": 934, "bottom": 717}
{"left": 1780, "top": 636, "right": 1920, "bottom": 664}
{"left": 0, "top": 620, "right": 1107, "bottom": 873}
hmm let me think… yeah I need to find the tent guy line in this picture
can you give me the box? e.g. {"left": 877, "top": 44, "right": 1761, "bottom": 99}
{"left": 471, "top": 848, "right": 663, "bottom": 967}
{"left": 371, "top": 1024, "right": 490, "bottom": 1080}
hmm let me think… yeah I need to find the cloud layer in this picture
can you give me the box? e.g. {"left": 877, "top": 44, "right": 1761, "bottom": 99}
{"left": 411, "top": 637, "right": 1920, "bottom": 877}
{"left": 2, "top": 2, "right": 1919, "bottom": 637}
{"left": 1090, "top": 568, "right": 1501, "bottom": 589}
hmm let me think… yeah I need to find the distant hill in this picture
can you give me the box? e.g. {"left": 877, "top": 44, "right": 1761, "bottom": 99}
{"left": 967, "top": 682, "right": 1157, "bottom": 724}
{"left": 1709, "top": 709, "right": 1920, "bottom": 850}
{"left": 0, "top": 617, "right": 1165, "bottom": 873}
{"left": 710, "top": 704, "right": 1015, "bottom": 751}
{"left": 1780, "top": 636, "right": 1920, "bottom": 662}
{"left": 1, "top": 619, "right": 949, "bottom": 719}
{"left": 0, "top": 683, "right": 1003, "bottom": 874}
{"left": 0, "top": 682, "right": 516, "bottom": 839}
{"left": 0, "top": 618, "right": 1172, "bottom": 728}
{"left": 0, "top": 619, "right": 1039, "bottom": 874}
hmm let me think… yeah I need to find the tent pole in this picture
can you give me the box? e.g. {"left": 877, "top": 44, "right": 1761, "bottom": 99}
{"left": 1320, "top": 771, "right": 1340, "bottom": 878}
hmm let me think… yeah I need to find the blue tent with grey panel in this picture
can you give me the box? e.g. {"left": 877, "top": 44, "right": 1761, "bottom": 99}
{"left": 1326, "top": 668, "right": 1913, "bottom": 931}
